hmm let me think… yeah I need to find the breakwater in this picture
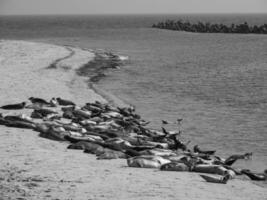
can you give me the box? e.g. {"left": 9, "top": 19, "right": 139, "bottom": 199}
{"left": 152, "top": 20, "right": 267, "bottom": 34}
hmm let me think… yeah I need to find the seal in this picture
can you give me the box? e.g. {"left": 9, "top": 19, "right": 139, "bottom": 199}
{"left": 62, "top": 110, "right": 76, "bottom": 120}
{"left": 29, "top": 97, "right": 50, "bottom": 105}
{"left": 200, "top": 174, "right": 230, "bottom": 184}
{"left": 139, "top": 148, "right": 176, "bottom": 157}
{"left": 97, "top": 149, "right": 128, "bottom": 160}
{"left": 193, "top": 164, "right": 232, "bottom": 176}
{"left": 224, "top": 152, "right": 252, "bottom": 166}
{"left": 56, "top": 97, "right": 75, "bottom": 106}
{"left": 5, "top": 120, "right": 36, "bottom": 129}
{"left": 193, "top": 145, "right": 216, "bottom": 155}
{"left": 34, "top": 108, "right": 58, "bottom": 117}
{"left": 1, "top": 102, "right": 26, "bottom": 110}
{"left": 160, "top": 162, "right": 189, "bottom": 171}
{"left": 40, "top": 125, "right": 67, "bottom": 141}
{"left": 241, "top": 169, "right": 266, "bottom": 181}
{"left": 31, "top": 110, "right": 44, "bottom": 119}
{"left": 64, "top": 134, "right": 104, "bottom": 144}
{"left": 68, "top": 141, "right": 105, "bottom": 155}
{"left": 1, "top": 114, "right": 35, "bottom": 129}
{"left": 72, "top": 109, "right": 92, "bottom": 119}
{"left": 4, "top": 114, "right": 33, "bottom": 124}
{"left": 127, "top": 155, "right": 170, "bottom": 168}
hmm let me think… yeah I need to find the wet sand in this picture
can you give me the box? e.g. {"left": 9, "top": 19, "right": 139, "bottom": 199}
{"left": 0, "top": 40, "right": 266, "bottom": 200}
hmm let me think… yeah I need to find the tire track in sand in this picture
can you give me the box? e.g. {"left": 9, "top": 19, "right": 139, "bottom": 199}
{"left": 46, "top": 46, "right": 75, "bottom": 69}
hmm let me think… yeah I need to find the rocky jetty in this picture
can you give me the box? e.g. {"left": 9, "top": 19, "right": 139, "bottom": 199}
{"left": 152, "top": 20, "right": 267, "bottom": 34}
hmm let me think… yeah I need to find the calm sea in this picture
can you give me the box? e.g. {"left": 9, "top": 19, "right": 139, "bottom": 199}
{"left": 0, "top": 14, "right": 266, "bottom": 171}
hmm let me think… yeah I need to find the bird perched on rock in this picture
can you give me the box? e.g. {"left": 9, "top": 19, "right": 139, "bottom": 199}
{"left": 1, "top": 102, "right": 26, "bottom": 110}
{"left": 56, "top": 98, "right": 75, "bottom": 106}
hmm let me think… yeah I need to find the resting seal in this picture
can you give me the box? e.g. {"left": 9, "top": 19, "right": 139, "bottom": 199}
{"left": 56, "top": 98, "right": 75, "bottom": 106}
{"left": 193, "top": 145, "right": 216, "bottom": 155}
{"left": 241, "top": 169, "right": 266, "bottom": 181}
{"left": 127, "top": 155, "right": 170, "bottom": 168}
{"left": 34, "top": 108, "right": 58, "bottom": 117}
{"left": 29, "top": 97, "right": 50, "bottom": 105}
{"left": 224, "top": 152, "right": 252, "bottom": 166}
{"left": 200, "top": 174, "right": 230, "bottom": 184}
{"left": 160, "top": 162, "right": 189, "bottom": 171}
{"left": 97, "top": 149, "right": 128, "bottom": 160}
{"left": 1, "top": 102, "right": 26, "bottom": 110}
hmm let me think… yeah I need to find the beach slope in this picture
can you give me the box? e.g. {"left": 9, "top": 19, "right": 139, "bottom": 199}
{"left": 0, "top": 40, "right": 266, "bottom": 200}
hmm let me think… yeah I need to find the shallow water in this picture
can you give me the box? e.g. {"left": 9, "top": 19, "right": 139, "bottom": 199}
{"left": 0, "top": 14, "right": 266, "bottom": 171}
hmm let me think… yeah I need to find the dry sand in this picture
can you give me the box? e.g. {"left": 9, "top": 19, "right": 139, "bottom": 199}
{"left": 0, "top": 40, "right": 266, "bottom": 200}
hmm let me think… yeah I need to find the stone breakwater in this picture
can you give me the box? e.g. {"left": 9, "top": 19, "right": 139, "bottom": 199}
{"left": 152, "top": 20, "right": 267, "bottom": 34}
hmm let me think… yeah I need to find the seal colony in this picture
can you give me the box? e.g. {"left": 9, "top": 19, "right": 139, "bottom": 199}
{"left": 0, "top": 97, "right": 266, "bottom": 184}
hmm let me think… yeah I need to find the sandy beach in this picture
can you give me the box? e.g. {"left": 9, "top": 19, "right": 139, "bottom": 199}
{"left": 0, "top": 40, "right": 266, "bottom": 200}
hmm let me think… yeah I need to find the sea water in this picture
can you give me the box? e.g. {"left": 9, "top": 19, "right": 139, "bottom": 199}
{"left": 0, "top": 14, "right": 266, "bottom": 171}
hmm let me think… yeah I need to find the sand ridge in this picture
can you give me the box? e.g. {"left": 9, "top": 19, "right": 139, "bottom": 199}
{"left": 0, "top": 40, "right": 266, "bottom": 200}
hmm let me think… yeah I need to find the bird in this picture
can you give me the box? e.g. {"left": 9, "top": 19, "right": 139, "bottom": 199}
{"left": 161, "top": 127, "right": 169, "bottom": 135}
{"left": 129, "top": 104, "right": 135, "bottom": 112}
{"left": 162, "top": 120, "right": 169, "bottom": 125}
{"left": 140, "top": 120, "right": 150, "bottom": 126}
{"left": 1, "top": 102, "right": 26, "bottom": 110}
{"left": 162, "top": 127, "right": 181, "bottom": 136}
{"left": 177, "top": 118, "right": 183, "bottom": 123}
{"left": 29, "top": 97, "right": 50, "bottom": 105}
{"left": 50, "top": 97, "right": 58, "bottom": 107}
{"left": 168, "top": 133, "right": 188, "bottom": 151}
{"left": 56, "top": 98, "right": 75, "bottom": 106}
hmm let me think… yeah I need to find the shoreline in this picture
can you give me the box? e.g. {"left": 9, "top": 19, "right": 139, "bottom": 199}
{"left": 48, "top": 42, "right": 130, "bottom": 108}
{"left": 74, "top": 47, "right": 130, "bottom": 108}
{"left": 0, "top": 40, "right": 266, "bottom": 200}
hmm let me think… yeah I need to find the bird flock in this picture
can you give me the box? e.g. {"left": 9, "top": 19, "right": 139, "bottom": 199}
{"left": 0, "top": 97, "right": 266, "bottom": 184}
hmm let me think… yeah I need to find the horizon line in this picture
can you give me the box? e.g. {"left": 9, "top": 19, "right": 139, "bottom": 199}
{"left": 0, "top": 12, "right": 267, "bottom": 16}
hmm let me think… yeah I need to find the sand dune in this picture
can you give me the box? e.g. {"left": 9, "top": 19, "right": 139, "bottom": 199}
{"left": 0, "top": 40, "right": 266, "bottom": 200}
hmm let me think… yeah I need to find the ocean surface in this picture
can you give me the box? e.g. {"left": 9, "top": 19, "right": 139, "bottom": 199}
{"left": 0, "top": 14, "right": 266, "bottom": 171}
